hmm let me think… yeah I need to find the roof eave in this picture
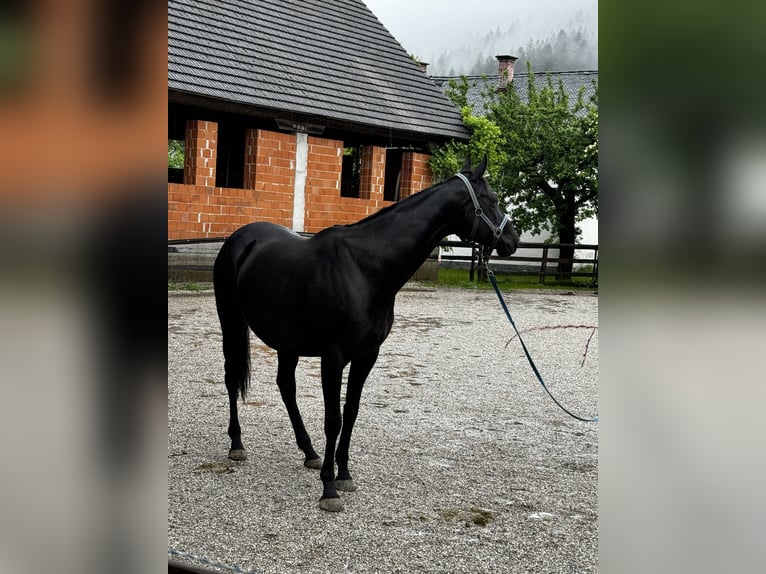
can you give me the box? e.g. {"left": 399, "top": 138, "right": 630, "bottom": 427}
{"left": 168, "top": 89, "right": 470, "bottom": 144}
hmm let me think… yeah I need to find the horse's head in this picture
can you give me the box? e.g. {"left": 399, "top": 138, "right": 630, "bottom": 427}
{"left": 455, "top": 156, "right": 519, "bottom": 257}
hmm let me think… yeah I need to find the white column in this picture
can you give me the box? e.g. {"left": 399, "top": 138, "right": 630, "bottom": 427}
{"left": 292, "top": 132, "right": 308, "bottom": 232}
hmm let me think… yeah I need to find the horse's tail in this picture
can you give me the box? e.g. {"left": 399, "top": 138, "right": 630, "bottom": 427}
{"left": 213, "top": 242, "right": 250, "bottom": 400}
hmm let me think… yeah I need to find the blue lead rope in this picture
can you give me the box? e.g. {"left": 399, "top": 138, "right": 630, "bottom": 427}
{"left": 486, "top": 267, "right": 598, "bottom": 423}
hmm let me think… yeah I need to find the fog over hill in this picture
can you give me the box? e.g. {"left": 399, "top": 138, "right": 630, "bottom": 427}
{"left": 429, "top": 25, "right": 598, "bottom": 76}
{"left": 363, "top": 0, "right": 597, "bottom": 75}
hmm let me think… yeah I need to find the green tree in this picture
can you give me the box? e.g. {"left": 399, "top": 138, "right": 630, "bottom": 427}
{"left": 429, "top": 76, "right": 506, "bottom": 184}
{"left": 168, "top": 139, "right": 184, "bottom": 168}
{"left": 490, "top": 65, "right": 598, "bottom": 276}
{"left": 431, "top": 67, "right": 599, "bottom": 278}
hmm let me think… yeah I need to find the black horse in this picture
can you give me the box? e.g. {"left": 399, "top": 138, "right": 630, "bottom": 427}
{"left": 213, "top": 157, "right": 518, "bottom": 511}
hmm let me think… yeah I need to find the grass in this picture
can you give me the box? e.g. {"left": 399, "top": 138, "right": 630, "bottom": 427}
{"left": 424, "top": 268, "right": 597, "bottom": 291}
{"left": 168, "top": 281, "right": 212, "bottom": 291}
{"left": 167, "top": 270, "right": 597, "bottom": 292}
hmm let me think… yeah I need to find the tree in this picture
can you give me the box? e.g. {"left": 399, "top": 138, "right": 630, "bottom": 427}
{"left": 429, "top": 77, "right": 506, "bottom": 183}
{"left": 428, "top": 26, "right": 597, "bottom": 76}
{"left": 430, "top": 67, "right": 599, "bottom": 278}
{"left": 168, "top": 139, "right": 184, "bottom": 168}
{"left": 490, "top": 65, "right": 598, "bottom": 276}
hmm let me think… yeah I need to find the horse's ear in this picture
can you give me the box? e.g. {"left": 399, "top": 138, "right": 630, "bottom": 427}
{"left": 461, "top": 156, "right": 472, "bottom": 173}
{"left": 472, "top": 155, "right": 488, "bottom": 179}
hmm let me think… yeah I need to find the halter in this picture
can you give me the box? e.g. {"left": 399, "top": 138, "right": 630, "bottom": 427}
{"left": 455, "top": 172, "right": 510, "bottom": 251}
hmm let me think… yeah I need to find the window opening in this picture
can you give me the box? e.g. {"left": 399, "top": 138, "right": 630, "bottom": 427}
{"left": 215, "top": 122, "right": 245, "bottom": 189}
{"left": 340, "top": 146, "right": 361, "bottom": 198}
{"left": 168, "top": 139, "right": 184, "bottom": 183}
{"left": 384, "top": 148, "right": 404, "bottom": 201}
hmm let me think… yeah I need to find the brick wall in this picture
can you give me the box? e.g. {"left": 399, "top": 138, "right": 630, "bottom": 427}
{"left": 302, "top": 136, "right": 342, "bottom": 232}
{"left": 183, "top": 120, "right": 217, "bottom": 187}
{"left": 168, "top": 125, "right": 296, "bottom": 239}
{"left": 399, "top": 151, "right": 434, "bottom": 198}
{"left": 168, "top": 121, "right": 434, "bottom": 239}
{"left": 359, "top": 145, "right": 386, "bottom": 201}
{"left": 303, "top": 141, "right": 393, "bottom": 232}
{"left": 251, "top": 129, "right": 295, "bottom": 225}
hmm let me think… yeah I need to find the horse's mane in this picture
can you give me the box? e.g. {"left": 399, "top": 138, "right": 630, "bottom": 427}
{"left": 345, "top": 176, "right": 454, "bottom": 228}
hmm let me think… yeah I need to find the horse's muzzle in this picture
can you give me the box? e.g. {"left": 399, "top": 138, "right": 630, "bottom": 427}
{"left": 494, "top": 231, "right": 519, "bottom": 257}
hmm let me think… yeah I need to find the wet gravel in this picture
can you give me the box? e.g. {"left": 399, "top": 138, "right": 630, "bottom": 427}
{"left": 168, "top": 285, "right": 599, "bottom": 573}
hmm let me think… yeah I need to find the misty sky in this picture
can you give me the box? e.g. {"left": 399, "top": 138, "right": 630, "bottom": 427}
{"left": 362, "top": 0, "right": 597, "bottom": 63}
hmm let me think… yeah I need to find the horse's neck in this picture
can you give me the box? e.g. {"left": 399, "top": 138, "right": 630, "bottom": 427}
{"left": 351, "top": 182, "right": 464, "bottom": 292}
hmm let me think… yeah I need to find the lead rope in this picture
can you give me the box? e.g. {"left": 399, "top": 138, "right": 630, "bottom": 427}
{"left": 486, "top": 266, "right": 598, "bottom": 423}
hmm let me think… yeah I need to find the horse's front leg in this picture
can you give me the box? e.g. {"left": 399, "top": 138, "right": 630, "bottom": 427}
{"left": 334, "top": 346, "right": 380, "bottom": 493}
{"left": 318, "top": 352, "right": 345, "bottom": 512}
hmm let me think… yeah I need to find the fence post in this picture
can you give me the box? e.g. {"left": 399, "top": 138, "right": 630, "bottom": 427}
{"left": 477, "top": 249, "right": 487, "bottom": 282}
{"left": 539, "top": 246, "right": 549, "bottom": 284}
{"left": 592, "top": 245, "right": 598, "bottom": 284}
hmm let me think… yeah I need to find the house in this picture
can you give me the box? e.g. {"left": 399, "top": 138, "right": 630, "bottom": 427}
{"left": 167, "top": 0, "right": 469, "bottom": 240}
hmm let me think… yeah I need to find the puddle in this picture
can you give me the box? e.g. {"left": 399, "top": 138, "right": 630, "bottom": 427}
{"left": 368, "top": 401, "right": 389, "bottom": 409}
{"left": 252, "top": 343, "right": 277, "bottom": 356}
{"left": 393, "top": 316, "right": 447, "bottom": 332}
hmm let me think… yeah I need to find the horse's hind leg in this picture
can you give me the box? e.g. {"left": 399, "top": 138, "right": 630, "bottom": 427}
{"left": 214, "top": 253, "right": 250, "bottom": 462}
{"left": 334, "top": 347, "right": 380, "bottom": 493}
{"left": 318, "top": 352, "right": 345, "bottom": 512}
{"left": 222, "top": 319, "right": 249, "bottom": 461}
{"left": 226, "top": 380, "right": 246, "bottom": 461}
{"left": 277, "top": 351, "right": 321, "bottom": 468}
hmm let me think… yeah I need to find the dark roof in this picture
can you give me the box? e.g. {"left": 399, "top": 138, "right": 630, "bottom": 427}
{"left": 431, "top": 70, "right": 598, "bottom": 117}
{"left": 168, "top": 0, "right": 469, "bottom": 142}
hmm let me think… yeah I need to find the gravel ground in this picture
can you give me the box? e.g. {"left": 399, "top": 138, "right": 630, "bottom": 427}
{"left": 168, "top": 285, "right": 598, "bottom": 574}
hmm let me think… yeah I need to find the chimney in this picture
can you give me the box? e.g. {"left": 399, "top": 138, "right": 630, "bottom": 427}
{"left": 496, "top": 54, "right": 518, "bottom": 92}
{"left": 418, "top": 61, "right": 429, "bottom": 74}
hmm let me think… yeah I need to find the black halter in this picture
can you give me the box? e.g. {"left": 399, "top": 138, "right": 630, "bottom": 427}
{"left": 455, "top": 172, "right": 509, "bottom": 254}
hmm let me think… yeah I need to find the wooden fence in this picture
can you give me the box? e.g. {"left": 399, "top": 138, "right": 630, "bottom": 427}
{"left": 437, "top": 240, "right": 598, "bottom": 285}
{"left": 168, "top": 237, "right": 598, "bottom": 285}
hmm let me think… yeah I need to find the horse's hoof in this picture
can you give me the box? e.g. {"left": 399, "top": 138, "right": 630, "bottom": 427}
{"left": 228, "top": 449, "right": 247, "bottom": 461}
{"left": 334, "top": 479, "right": 357, "bottom": 492}
{"left": 304, "top": 457, "right": 322, "bottom": 469}
{"left": 319, "top": 497, "right": 344, "bottom": 512}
